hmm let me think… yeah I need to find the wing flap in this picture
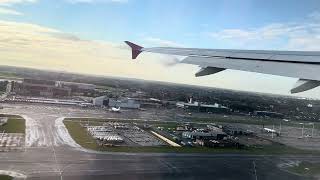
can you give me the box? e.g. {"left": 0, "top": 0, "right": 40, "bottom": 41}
{"left": 195, "top": 67, "right": 225, "bottom": 77}
{"left": 290, "top": 79, "right": 320, "bottom": 94}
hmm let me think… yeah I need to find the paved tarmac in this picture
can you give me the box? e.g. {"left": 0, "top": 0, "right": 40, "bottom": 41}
{"left": 0, "top": 103, "right": 317, "bottom": 180}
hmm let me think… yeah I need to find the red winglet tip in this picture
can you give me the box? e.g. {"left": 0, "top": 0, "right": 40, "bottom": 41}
{"left": 124, "top": 41, "right": 143, "bottom": 59}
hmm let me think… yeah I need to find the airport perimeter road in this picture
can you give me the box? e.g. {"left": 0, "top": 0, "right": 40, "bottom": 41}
{"left": 0, "top": 103, "right": 316, "bottom": 180}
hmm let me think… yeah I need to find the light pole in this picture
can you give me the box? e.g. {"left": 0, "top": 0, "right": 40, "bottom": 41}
{"left": 279, "top": 121, "right": 282, "bottom": 136}
{"left": 308, "top": 123, "right": 314, "bottom": 138}
{"left": 299, "top": 123, "right": 304, "bottom": 138}
{"left": 272, "top": 124, "right": 275, "bottom": 138}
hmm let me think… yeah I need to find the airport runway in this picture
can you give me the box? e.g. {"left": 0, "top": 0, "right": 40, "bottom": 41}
{"left": 0, "top": 103, "right": 317, "bottom": 180}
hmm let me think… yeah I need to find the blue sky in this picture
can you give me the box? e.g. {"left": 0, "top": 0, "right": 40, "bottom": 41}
{"left": 0, "top": 0, "right": 320, "bottom": 98}
{"left": 5, "top": 0, "right": 320, "bottom": 47}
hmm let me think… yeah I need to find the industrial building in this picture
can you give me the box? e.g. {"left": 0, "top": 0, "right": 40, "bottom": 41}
{"left": 222, "top": 125, "right": 254, "bottom": 136}
{"left": 131, "top": 98, "right": 162, "bottom": 108}
{"left": 92, "top": 96, "right": 140, "bottom": 109}
{"left": 176, "top": 101, "right": 230, "bottom": 113}
{"left": 253, "top": 111, "right": 284, "bottom": 119}
{"left": 9, "top": 78, "right": 97, "bottom": 98}
{"left": 92, "top": 96, "right": 108, "bottom": 106}
{"left": 56, "top": 81, "right": 96, "bottom": 96}
{"left": 10, "top": 79, "right": 71, "bottom": 97}
{"left": 109, "top": 98, "right": 140, "bottom": 109}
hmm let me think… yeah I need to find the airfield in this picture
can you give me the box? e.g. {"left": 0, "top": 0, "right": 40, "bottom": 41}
{"left": 0, "top": 103, "right": 316, "bottom": 179}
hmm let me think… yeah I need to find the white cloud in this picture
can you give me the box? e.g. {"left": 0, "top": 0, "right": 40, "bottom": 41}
{"left": 0, "top": 0, "right": 37, "bottom": 6}
{"left": 144, "top": 37, "right": 184, "bottom": 47}
{"left": 66, "top": 0, "right": 127, "bottom": 4}
{"left": 0, "top": 20, "right": 188, "bottom": 85}
{"left": 0, "top": 0, "right": 36, "bottom": 15}
{"left": 0, "top": 7, "right": 22, "bottom": 15}
{"left": 208, "top": 12, "right": 320, "bottom": 51}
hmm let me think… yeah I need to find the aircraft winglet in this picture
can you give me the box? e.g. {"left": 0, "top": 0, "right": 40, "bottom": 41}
{"left": 124, "top": 41, "right": 143, "bottom": 59}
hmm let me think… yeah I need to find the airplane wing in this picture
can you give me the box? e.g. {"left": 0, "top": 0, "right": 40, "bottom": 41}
{"left": 124, "top": 41, "right": 320, "bottom": 93}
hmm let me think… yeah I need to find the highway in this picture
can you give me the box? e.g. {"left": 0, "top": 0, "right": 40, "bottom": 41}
{"left": 0, "top": 103, "right": 317, "bottom": 180}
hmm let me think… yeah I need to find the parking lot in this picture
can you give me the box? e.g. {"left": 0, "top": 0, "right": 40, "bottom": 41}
{"left": 117, "top": 124, "right": 166, "bottom": 146}
{"left": 0, "top": 133, "right": 24, "bottom": 151}
{"left": 86, "top": 122, "right": 166, "bottom": 147}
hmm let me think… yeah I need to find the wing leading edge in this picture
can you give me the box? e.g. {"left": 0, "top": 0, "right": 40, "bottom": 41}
{"left": 124, "top": 41, "right": 320, "bottom": 93}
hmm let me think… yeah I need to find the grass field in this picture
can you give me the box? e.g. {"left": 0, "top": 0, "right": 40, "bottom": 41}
{"left": 0, "top": 175, "right": 12, "bottom": 180}
{"left": 0, "top": 116, "right": 25, "bottom": 134}
{"left": 63, "top": 118, "right": 317, "bottom": 154}
{"left": 64, "top": 121, "right": 99, "bottom": 150}
{"left": 287, "top": 161, "right": 320, "bottom": 177}
{"left": 0, "top": 72, "right": 18, "bottom": 77}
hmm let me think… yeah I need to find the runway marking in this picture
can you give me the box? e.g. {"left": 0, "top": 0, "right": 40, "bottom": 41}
{"left": 29, "top": 169, "right": 105, "bottom": 175}
{"left": 252, "top": 161, "right": 258, "bottom": 180}
{"left": 0, "top": 170, "right": 26, "bottom": 179}
{"left": 47, "top": 121, "right": 63, "bottom": 180}
{"left": 159, "top": 159, "right": 181, "bottom": 173}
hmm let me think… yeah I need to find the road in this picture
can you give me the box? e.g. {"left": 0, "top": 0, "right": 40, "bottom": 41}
{"left": 0, "top": 103, "right": 317, "bottom": 180}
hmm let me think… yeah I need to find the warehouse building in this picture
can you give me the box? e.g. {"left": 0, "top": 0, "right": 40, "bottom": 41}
{"left": 108, "top": 98, "right": 140, "bottom": 109}
{"left": 11, "top": 79, "right": 71, "bottom": 97}
{"left": 222, "top": 125, "right": 254, "bottom": 136}
{"left": 176, "top": 101, "right": 230, "bottom": 113}
{"left": 92, "top": 97, "right": 141, "bottom": 109}
{"left": 92, "top": 96, "right": 108, "bottom": 106}
{"left": 253, "top": 111, "right": 284, "bottom": 119}
{"left": 10, "top": 78, "right": 97, "bottom": 98}
{"left": 56, "top": 81, "right": 96, "bottom": 96}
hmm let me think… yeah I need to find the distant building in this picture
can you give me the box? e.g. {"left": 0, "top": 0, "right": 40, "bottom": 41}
{"left": 57, "top": 81, "right": 96, "bottom": 90}
{"left": 222, "top": 125, "right": 253, "bottom": 136}
{"left": 132, "top": 98, "right": 162, "bottom": 108}
{"left": 207, "top": 125, "right": 224, "bottom": 134}
{"left": 92, "top": 97, "right": 141, "bottom": 109}
{"left": 108, "top": 98, "right": 140, "bottom": 109}
{"left": 11, "top": 78, "right": 71, "bottom": 97}
{"left": 253, "top": 111, "right": 284, "bottom": 119}
{"left": 92, "top": 96, "right": 108, "bottom": 106}
{"left": 176, "top": 126, "right": 186, "bottom": 131}
{"left": 10, "top": 78, "right": 97, "bottom": 98}
{"left": 176, "top": 101, "right": 230, "bottom": 113}
{"left": 56, "top": 81, "right": 96, "bottom": 96}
